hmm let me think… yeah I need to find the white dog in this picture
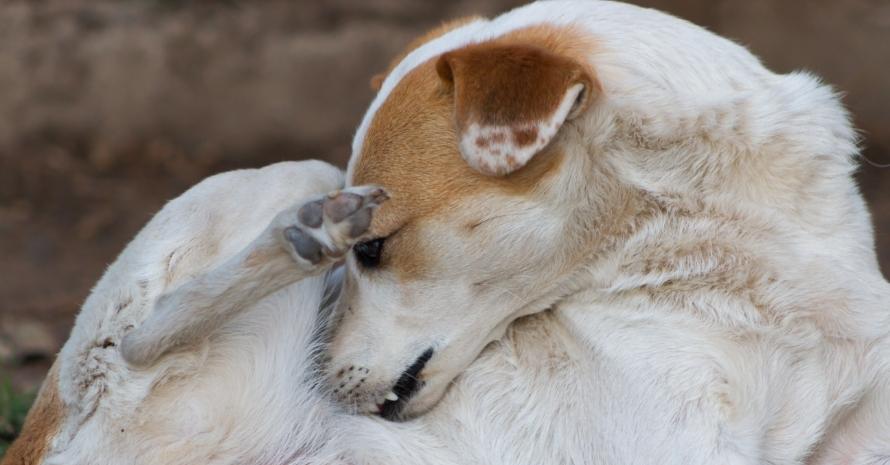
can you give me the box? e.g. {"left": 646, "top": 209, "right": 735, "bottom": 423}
{"left": 6, "top": 2, "right": 890, "bottom": 465}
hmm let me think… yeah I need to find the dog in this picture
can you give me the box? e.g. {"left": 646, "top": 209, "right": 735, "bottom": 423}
{"left": 5, "top": 1, "right": 890, "bottom": 464}
{"left": 327, "top": 0, "right": 890, "bottom": 462}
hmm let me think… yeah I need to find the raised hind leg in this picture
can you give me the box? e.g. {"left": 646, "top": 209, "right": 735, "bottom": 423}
{"left": 121, "top": 185, "right": 388, "bottom": 367}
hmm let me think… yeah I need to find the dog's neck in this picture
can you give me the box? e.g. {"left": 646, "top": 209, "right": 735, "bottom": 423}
{"left": 519, "top": 95, "right": 879, "bottom": 332}
{"left": 542, "top": 176, "right": 887, "bottom": 345}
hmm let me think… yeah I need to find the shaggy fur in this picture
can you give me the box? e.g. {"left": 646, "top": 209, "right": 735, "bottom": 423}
{"left": 5, "top": 2, "right": 889, "bottom": 464}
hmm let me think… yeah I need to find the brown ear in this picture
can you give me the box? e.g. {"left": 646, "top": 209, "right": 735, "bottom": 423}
{"left": 436, "top": 43, "right": 596, "bottom": 176}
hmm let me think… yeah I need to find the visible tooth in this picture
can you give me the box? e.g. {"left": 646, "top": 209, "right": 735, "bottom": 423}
{"left": 384, "top": 391, "right": 399, "bottom": 402}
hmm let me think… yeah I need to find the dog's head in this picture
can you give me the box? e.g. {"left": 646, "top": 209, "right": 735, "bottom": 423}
{"left": 328, "top": 3, "right": 861, "bottom": 418}
{"left": 327, "top": 22, "right": 615, "bottom": 419}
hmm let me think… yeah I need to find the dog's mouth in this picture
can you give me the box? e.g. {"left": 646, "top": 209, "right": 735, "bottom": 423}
{"left": 379, "top": 348, "right": 434, "bottom": 421}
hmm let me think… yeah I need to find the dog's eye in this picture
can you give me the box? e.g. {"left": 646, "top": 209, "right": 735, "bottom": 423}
{"left": 353, "top": 238, "right": 384, "bottom": 268}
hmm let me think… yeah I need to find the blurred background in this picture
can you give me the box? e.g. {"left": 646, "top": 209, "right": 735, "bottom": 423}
{"left": 0, "top": 0, "right": 888, "bottom": 443}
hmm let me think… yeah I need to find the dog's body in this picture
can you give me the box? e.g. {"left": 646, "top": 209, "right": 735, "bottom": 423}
{"left": 5, "top": 2, "right": 890, "bottom": 465}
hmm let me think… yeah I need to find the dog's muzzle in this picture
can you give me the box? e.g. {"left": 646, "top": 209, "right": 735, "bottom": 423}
{"left": 379, "top": 348, "right": 434, "bottom": 421}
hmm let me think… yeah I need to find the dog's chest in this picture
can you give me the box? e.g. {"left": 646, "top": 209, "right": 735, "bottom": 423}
{"left": 429, "top": 302, "right": 864, "bottom": 465}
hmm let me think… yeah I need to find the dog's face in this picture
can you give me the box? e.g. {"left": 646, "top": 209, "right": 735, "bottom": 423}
{"left": 329, "top": 25, "right": 607, "bottom": 419}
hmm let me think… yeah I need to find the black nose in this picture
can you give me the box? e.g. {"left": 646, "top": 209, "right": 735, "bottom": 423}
{"left": 380, "top": 347, "right": 434, "bottom": 421}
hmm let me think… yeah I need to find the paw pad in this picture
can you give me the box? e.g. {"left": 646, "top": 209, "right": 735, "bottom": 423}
{"left": 283, "top": 186, "right": 388, "bottom": 265}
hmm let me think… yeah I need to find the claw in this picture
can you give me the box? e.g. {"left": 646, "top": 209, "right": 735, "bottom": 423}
{"left": 369, "top": 187, "right": 390, "bottom": 204}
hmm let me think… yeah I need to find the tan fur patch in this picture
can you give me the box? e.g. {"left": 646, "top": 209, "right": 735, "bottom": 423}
{"left": 2, "top": 362, "right": 64, "bottom": 465}
{"left": 352, "top": 24, "right": 595, "bottom": 278}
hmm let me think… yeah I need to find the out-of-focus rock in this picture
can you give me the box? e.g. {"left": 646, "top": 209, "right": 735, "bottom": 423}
{"left": 0, "top": 337, "right": 12, "bottom": 362}
{"left": 0, "top": 319, "right": 58, "bottom": 363}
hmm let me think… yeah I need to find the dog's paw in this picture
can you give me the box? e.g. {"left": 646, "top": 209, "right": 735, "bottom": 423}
{"left": 279, "top": 186, "right": 388, "bottom": 266}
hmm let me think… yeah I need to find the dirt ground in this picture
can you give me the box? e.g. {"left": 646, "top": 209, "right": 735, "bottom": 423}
{"left": 1, "top": 0, "right": 888, "bottom": 393}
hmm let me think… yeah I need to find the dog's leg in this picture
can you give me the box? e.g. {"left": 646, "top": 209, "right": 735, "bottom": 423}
{"left": 120, "top": 186, "right": 388, "bottom": 368}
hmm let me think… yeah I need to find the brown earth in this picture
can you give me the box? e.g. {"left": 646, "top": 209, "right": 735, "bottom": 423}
{"left": 0, "top": 0, "right": 888, "bottom": 392}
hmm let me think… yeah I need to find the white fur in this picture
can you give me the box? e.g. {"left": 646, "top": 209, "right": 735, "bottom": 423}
{"left": 10, "top": 2, "right": 890, "bottom": 465}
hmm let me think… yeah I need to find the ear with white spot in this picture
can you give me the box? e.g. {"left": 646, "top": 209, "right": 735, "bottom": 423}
{"left": 436, "top": 43, "right": 598, "bottom": 176}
